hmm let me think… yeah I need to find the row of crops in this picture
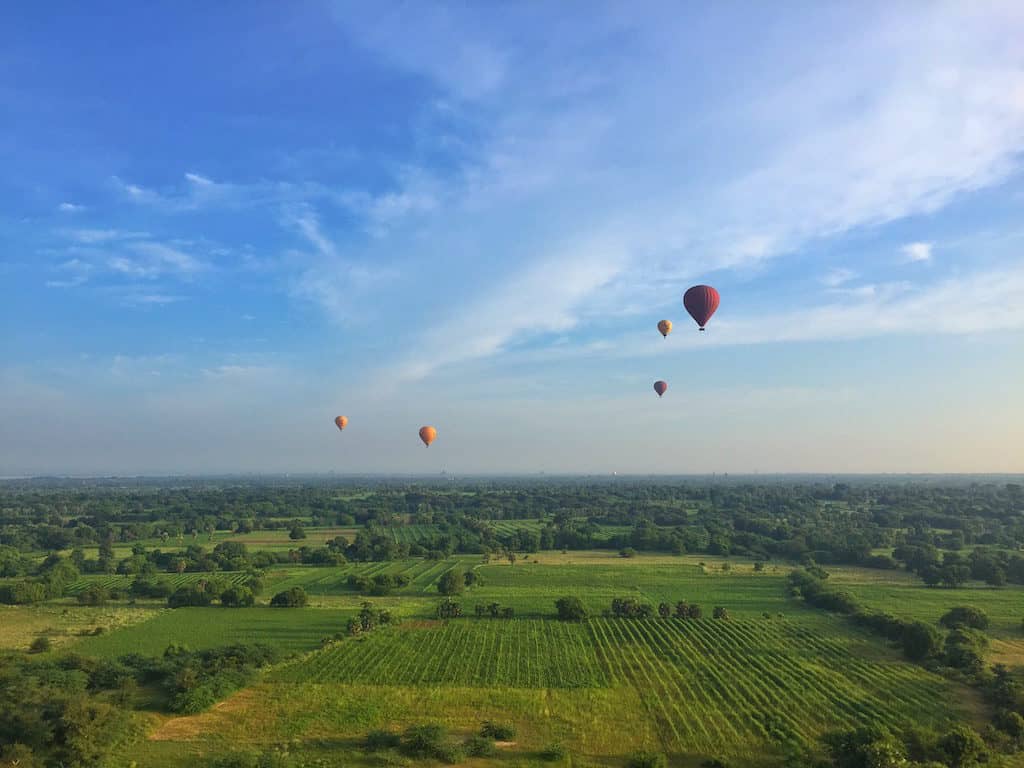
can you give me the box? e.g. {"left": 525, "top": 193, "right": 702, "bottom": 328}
{"left": 276, "top": 617, "right": 952, "bottom": 757}
{"left": 275, "top": 618, "right": 606, "bottom": 689}
{"left": 64, "top": 571, "right": 253, "bottom": 595}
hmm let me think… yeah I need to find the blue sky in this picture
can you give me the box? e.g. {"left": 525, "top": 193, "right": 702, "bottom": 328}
{"left": 2, "top": 1, "right": 1023, "bottom": 474}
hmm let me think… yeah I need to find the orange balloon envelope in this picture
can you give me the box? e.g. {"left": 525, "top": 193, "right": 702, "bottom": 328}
{"left": 334, "top": 416, "right": 348, "bottom": 431}
{"left": 654, "top": 380, "right": 668, "bottom": 397}
{"left": 419, "top": 426, "right": 437, "bottom": 447}
{"left": 683, "top": 285, "right": 720, "bottom": 330}
{"left": 657, "top": 319, "right": 672, "bottom": 338}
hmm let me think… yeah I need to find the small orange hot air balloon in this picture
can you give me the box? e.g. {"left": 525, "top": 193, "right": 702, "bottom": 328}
{"left": 654, "top": 381, "right": 668, "bottom": 398}
{"left": 419, "top": 426, "right": 437, "bottom": 447}
{"left": 334, "top": 416, "right": 348, "bottom": 431}
{"left": 657, "top": 320, "right": 672, "bottom": 338}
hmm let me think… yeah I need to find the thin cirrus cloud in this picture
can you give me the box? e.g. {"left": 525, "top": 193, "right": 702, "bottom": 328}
{"left": 512, "top": 263, "right": 1024, "bottom": 364}
{"left": 328, "top": 1, "right": 1024, "bottom": 381}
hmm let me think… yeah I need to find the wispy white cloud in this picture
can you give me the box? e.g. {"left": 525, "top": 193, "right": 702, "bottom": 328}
{"left": 121, "top": 293, "right": 185, "bottom": 306}
{"left": 394, "top": 229, "right": 629, "bottom": 381}
{"left": 184, "top": 172, "right": 215, "bottom": 186}
{"left": 902, "top": 242, "right": 934, "bottom": 262}
{"left": 323, "top": 2, "right": 1024, "bottom": 379}
{"left": 58, "top": 202, "right": 84, "bottom": 212}
{"left": 68, "top": 228, "right": 146, "bottom": 244}
{"left": 508, "top": 264, "right": 1024, "bottom": 364}
{"left": 821, "top": 268, "right": 857, "bottom": 287}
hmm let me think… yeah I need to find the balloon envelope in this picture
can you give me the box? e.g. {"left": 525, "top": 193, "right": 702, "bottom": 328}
{"left": 657, "top": 319, "right": 672, "bottom": 338}
{"left": 419, "top": 426, "right": 437, "bottom": 447}
{"left": 654, "top": 380, "right": 668, "bottom": 397}
{"left": 334, "top": 416, "right": 348, "bottom": 431}
{"left": 683, "top": 285, "right": 720, "bottom": 330}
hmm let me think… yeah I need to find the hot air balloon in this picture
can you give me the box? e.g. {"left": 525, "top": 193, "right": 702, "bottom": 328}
{"left": 683, "top": 285, "right": 720, "bottom": 331}
{"left": 334, "top": 416, "right": 348, "bottom": 431}
{"left": 654, "top": 380, "right": 668, "bottom": 398}
{"left": 419, "top": 426, "right": 437, "bottom": 447}
{"left": 657, "top": 319, "right": 672, "bottom": 338}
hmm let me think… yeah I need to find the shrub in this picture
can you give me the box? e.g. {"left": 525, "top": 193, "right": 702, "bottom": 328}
{"left": 29, "top": 636, "right": 51, "bottom": 654}
{"left": 463, "top": 735, "right": 497, "bottom": 757}
{"left": 627, "top": 751, "right": 667, "bottom": 768}
{"left": 902, "top": 621, "right": 941, "bottom": 661}
{"left": 76, "top": 584, "right": 109, "bottom": 606}
{"left": 940, "top": 606, "right": 990, "bottom": 630}
{"left": 712, "top": 606, "right": 729, "bottom": 619}
{"left": 938, "top": 725, "right": 987, "bottom": 768}
{"left": 540, "top": 742, "right": 567, "bottom": 761}
{"left": 220, "top": 586, "right": 255, "bottom": 607}
{"left": 270, "top": 587, "right": 308, "bottom": 608}
{"left": 436, "top": 597, "right": 462, "bottom": 619}
{"left": 555, "top": 596, "right": 587, "bottom": 621}
{"left": 481, "top": 720, "right": 516, "bottom": 740}
{"left": 365, "top": 729, "right": 401, "bottom": 752}
{"left": 401, "top": 724, "right": 447, "bottom": 759}
{"left": 168, "top": 586, "right": 213, "bottom": 608}
{"left": 619, "top": 547, "right": 637, "bottom": 558}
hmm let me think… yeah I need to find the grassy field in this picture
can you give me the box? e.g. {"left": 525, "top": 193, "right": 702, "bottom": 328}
{"left": 74, "top": 607, "right": 352, "bottom": 657}
{"left": 0, "top": 604, "right": 159, "bottom": 652}
{"left": 20, "top": 552, "right": 1019, "bottom": 767}
{"left": 829, "top": 565, "right": 1024, "bottom": 635}
{"left": 121, "top": 611, "right": 964, "bottom": 767}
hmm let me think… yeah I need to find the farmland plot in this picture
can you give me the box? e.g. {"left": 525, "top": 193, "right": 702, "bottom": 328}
{"left": 276, "top": 616, "right": 955, "bottom": 757}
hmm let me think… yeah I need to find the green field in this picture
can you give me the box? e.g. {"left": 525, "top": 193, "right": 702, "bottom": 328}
{"left": 75, "top": 607, "right": 352, "bottom": 657}
{"left": 7, "top": 550, "right": 1021, "bottom": 766}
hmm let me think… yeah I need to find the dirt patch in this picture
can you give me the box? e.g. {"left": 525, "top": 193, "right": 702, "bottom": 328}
{"left": 148, "top": 688, "right": 259, "bottom": 741}
{"left": 494, "top": 740, "right": 517, "bottom": 749}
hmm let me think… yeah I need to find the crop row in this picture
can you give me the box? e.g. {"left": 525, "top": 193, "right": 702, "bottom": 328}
{"left": 278, "top": 616, "right": 951, "bottom": 757}
{"left": 275, "top": 618, "right": 607, "bottom": 689}
{"left": 65, "top": 571, "right": 251, "bottom": 595}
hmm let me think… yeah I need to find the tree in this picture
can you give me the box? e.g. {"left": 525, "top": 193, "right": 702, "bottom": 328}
{"left": 464, "top": 570, "right": 481, "bottom": 587}
{"left": 270, "top": 587, "right": 308, "bottom": 607}
{"left": 712, "top": 606, "right": 729, "bottom": 619}
{"left": 288, "top": 524, "right": 307, "bottom": 541}
{"left": 619, "top": 547, "right": 637, "bottom": 558}
{"left": 437, "top": 597, "right": 462, "bottom": 619}
{"left": 0, "top": 744, "right": 39, "bottom": 768}
{"left": 76, "top": 584, "right": 109, "bottom": 606}
{"left": 555, "top": 596, "right": 587, "bottom": 621}
{"left": 28, "top": 636, "right": 50, "bottom": 654}
{"left": 902, "top": 620, "right": 940, "bottom": 661}
{"left": 938, "top": 725, "right": 987, "bottom": 768}
{"left": 168, "top": 585, "right": 213, "bottom": 608}
{"left": 939, "top": 606, "right": 989, "bottom": 630}
{"left": 220, "top": 586, "right": 255, "bottom": 607}
{"left": 826, "top": 726, "right": 907, "bottom": 768}
{"left": 438, "top": 570, "right": 464, "bottom": 596}
{"left": 658, "top": 602, "right": 671, "bottom": 618}
{"left": 627, "top": 751, "right": 667, "bottom": 768}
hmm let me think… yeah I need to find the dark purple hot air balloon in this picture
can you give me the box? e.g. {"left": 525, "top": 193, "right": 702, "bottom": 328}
{"left": 683, "top": 285, "right": 720, "bottom": 331}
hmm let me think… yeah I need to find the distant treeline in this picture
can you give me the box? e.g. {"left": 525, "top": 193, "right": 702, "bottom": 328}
{"left": 1, "top": 481, "right": 1022, "bottom": 586}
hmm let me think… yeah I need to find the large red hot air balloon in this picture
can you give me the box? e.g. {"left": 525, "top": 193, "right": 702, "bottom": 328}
{"left": 683, "top": 285, "right": 720, "bottom": 331}
{"left": 654, "top": 380, "right": 668, "bottom": 398}
{"left": 419, "top": 426, "right": 437, "bottom": 447}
